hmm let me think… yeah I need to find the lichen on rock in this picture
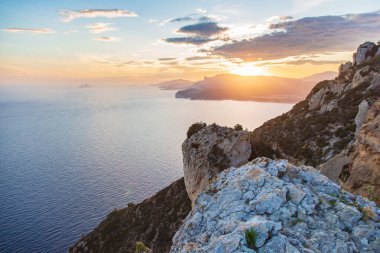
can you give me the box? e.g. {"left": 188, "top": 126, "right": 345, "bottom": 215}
{"left": 171, "top": 158, "right": 380, "bottom": 253}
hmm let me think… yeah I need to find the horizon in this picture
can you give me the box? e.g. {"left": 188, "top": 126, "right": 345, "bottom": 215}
{"left": 1, "top": 1, "right": 379, "bottom": 85}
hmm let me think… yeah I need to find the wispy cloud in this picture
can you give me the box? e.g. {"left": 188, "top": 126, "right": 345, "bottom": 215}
{"left": 2, "top": 28, "right": 54, "bottom": 34}
{"left": 158, "top": 58, "right": 177, "bottom": 61}
{"left": 86, "top": 23, "right": 116, "bottom": 34}
{"left": 60, "top": 9, "right": 138, "bottom": 22}
{"left": 292, "top": 0, "right": 335, "bottom": 13}
{"left": 163, "top": 37, "right": 215, "bottom": 45}
{"left": 213, "top": 11, "right": 380, "bottom": 61}
{"left": 93, "top": 36, "right": 121, "bottom": 42}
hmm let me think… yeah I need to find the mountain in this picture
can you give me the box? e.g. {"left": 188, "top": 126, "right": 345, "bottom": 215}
{"left": 175, "top": 74, "right": 315, "bottom": 103}
{"left": 69, "top": 41, "right": 380, "bottom": 253}
{"left": 153, "top": 79, "right": 194, "bottom": 90}
{"left": 301, "top": 71, "right": 338, "bottom": 83}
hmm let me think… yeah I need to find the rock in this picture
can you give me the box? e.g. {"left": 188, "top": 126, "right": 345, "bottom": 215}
{"left": 353, "top": 42, "right": 377, "bottom": 65}
{"left": 170, "top": 158, "right": 380, "bottom": 253}
{"left": 319, "top": 149, "right": 351, "bottom": 183}
{"left": 355, "top": 100, "right": 369, "bottom": 134}
{"left": 182, "top": 124, "right": 251, "bottom": 206}
{"left": 308, "top": 86, "right": 325, "bottom": 110}
{"left": 344, "top": 99, "right": 380, "bottom": 205}
{"left": 338, "top": 61, "right": 352, "bottom": 76}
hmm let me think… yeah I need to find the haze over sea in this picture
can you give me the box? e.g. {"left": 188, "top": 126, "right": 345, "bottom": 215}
{"left": 0, "top": 86, "right": 293, "bottom": 253}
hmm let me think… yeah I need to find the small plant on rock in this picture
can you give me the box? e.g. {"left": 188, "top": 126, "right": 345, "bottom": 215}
{"left": 234, "top": 124, "right": 243, "bottom": 131}
{"left": 187, "top": 122, "right": 206, "bottom": 138}
{"left": 245, "top": 228, "right": 257, "bottom": 250}
{"left": 135, "top": 241, "right": 151, "bottom": 253}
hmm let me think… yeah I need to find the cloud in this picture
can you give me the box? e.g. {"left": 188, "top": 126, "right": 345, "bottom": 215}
{"left": 2, "top": 28, "right": 54, "bottom": 34}
{"left": 163, "top": 37, "right": 216, "bottom": 45}
{"left": 292, "top": 0, "right": 335, "bottom": 13}
{"left": 158, "top": 58, "right": 177, "bottom": 61}
{"left": 86, "top": 23, "right": 116, "bottom": 34}
{"left": 93, "top": 36, "right": 121, "bottom": 42}
{"left": 177, "top": 22, "right": 228, "bottom": 36}
{"left": 185, "top": 56, "right": 214, "bottom": 61}
{"left": 213, "top": 11, "right": 380, "bottom": 61}
{"left": 257, "top": 59, "right": 343, "bottom": 66}
{"left": 266, "top": 16, "right": 293, "bottom": 23}
{"left": 163, "top": 21, "right": 228, "bottom": 45}
{"left": 60, "top": 9, "right": 138, "bottom": 22}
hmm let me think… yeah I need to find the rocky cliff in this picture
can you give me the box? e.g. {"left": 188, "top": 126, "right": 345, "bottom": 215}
{"left": 69, "top": 178, "right": 191, "bottom": 253}
{"left": 182, "top": 123, "right": 251, "bottom": 207}
{"left": 250, "top": 42, "right": 380, "bottom": 168}
{"left": 70, "top": 41, "right": 380, "bottom": 253}
{"left": 171, "top": 158, "right": 380, "bottom": 253}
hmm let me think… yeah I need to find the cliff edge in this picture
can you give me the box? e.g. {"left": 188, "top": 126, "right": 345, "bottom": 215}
{"left": 171, "top": 158, "right": 380, "bottom": 253}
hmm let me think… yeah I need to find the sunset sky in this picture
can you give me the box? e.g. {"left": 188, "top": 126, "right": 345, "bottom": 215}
{"left": 1, "top": 0, "right": 379, "bottom": 85}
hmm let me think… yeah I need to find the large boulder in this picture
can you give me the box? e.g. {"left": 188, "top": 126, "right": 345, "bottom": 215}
{"left": 171, "top": 158, "right": 380, "bottom": 253}
{"left": 353, "top": 42, "right": 378, "bottom": 65}
{"left": 182, "top": 124, "right": 251, "bottom": 206}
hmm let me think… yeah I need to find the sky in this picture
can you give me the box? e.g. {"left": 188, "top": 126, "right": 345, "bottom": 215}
{"left": 0, "top": 0, "right": 379, "bottom": 85}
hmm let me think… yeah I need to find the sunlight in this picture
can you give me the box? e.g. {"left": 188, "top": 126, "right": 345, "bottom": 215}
{"left": 229, "top": 63, "right": 268, "bottom": 76}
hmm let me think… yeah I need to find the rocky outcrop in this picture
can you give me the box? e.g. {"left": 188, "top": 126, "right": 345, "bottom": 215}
{"left": 182, "top": 124, "right": 251, "bottom": 206}
{"left": 353, "top": 42, "right": 379, "bottom": 65}
{"left": 343, "top": 100, "right": 380, "bottom": 204}
{"left": 250, "top": 41, "right": 380, "bottom": 167}
{"left": 69, "top": 178, "right": 191, "bottom": 253}
{"left": 171, "top": 158, "right": 380, "bottom": 253}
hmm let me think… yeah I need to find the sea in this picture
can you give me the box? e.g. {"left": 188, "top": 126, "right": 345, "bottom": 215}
{"left": 0, "top": 85, "right": 293, "bottom": 252}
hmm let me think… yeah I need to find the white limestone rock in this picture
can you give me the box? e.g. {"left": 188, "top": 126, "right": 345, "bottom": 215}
{"left": 171, "top": 158, "right": 380, "bottom": 253}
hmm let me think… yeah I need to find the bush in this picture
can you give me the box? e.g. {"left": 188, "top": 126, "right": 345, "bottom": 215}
{"left": 187, "top": 122, "right": 206, "bottom": 138}
{"left": 135, "top": 241, "right": 151, "bottom": 253}
{"left": 234, "top": 124, "right": 243, "bottom": 131}
{"left": 245, "top": 228, "right": 257, "bottom": 249}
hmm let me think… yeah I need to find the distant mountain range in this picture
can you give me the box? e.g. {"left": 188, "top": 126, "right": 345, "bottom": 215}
{"left": 301, "top": 71, "right": 337, "bottom": 83}
{"left": 153, "top": 79, "right": 193, "bottom": 90}
{"left": 175, "top": 74, "right": 316, "bottom": 103}
{"left": 156, "top": 71, "right": 337, "bottom": 103}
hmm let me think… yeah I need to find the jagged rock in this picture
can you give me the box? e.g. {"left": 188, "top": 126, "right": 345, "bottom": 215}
{"left": 170, "top": 158, "right": 380, "bottom": 253}
{"left": 353, "top": 42, "right": 377, "bottom": 65}
{"left": 344, "top": 99, "right": 380, "bottom": 204}
{"left": 182, "top": 124, "right": 251, "bottom": 206}
{"left": 251, "top": 41, "right": 380, "bottom": 167}
{"left": 338, "top": 61, "right": 352, "bottom": 76}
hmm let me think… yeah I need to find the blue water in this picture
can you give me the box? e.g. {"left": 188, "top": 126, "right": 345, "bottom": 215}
{"left": 0, "top": 85, "right": 293, "bottom": 253}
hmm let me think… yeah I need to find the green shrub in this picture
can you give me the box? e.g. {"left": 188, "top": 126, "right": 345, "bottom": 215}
{"left": 245, "top": 228, "right": 257, "bottom": 249}
{"left": 135, "top": 241, "right": 150, "bottom": 253}
{"left": 187, "top": 122, "right": 206, "bottom": 138}
{"left": 234, "top": 124, "right": 243, "bottom": 131}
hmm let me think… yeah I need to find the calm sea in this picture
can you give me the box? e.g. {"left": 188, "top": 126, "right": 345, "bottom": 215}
{"left": 0, "top": 85, "right": 293, "bottom": 252}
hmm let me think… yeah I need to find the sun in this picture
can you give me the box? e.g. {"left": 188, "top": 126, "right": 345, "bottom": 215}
{"left": 229, "top": 63, "right": 268, "bottom": 76}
